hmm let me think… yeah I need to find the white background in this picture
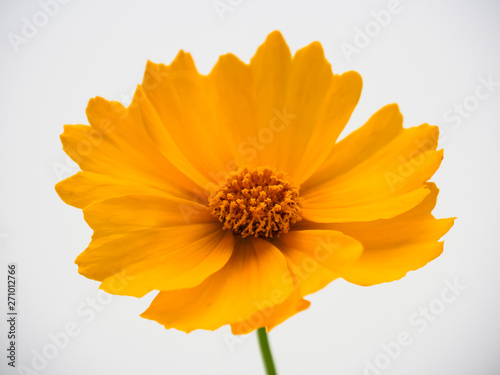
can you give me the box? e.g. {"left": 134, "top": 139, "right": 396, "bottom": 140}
{"left": 1, "top": 0, "right": 500, "bottom": 374}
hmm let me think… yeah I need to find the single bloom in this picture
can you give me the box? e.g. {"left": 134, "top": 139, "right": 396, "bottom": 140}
{"left": 56, "top": 31, "right": 454, "bottom": 334}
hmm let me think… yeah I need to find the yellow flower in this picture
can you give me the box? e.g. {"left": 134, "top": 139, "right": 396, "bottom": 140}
{"left": 56, "top": 31, "right": 454, "bottom": 335}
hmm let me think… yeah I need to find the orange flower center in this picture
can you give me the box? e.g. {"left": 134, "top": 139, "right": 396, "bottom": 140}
{"left": 208, "top": 167, "right": 302, "bottom": 239}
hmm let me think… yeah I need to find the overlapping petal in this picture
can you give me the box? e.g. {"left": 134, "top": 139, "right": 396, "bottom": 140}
{"left": 301, "top": 104, "right": 443, "bottom": 222}
{"left": 296, "top": 183, "right": 455, "bottom": 285}
{"left": 138, "top": 55, "right": 236, "bottom": 192}
{"left": 56, "top": 97, "right": 199, "bottom": 207}
{"left": 134, "top": 31, "right": 362, "bottom": 192}
{"left": 75, "top": 194, "right": 231, "bottom": 297}
{"left": 274, "top": 230, "right": 363, "bottom": 297}
{"left": 210, "top": 31, "right": 362, "bottom": 185}
{"left": 140, "top": 237, "right": 294, "bottom": 332}
{"left": 230, "top": 230, "right": 363, "bottom": 334}
{"left": 231, "top": 290, "right": 310, "bottom": 335}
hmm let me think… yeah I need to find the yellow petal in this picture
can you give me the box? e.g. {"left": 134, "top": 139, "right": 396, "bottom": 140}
{"left": 208, "top": 31, "right": 362, "bottom": 185}
{"left": 138, "top": 53, "right": 239, "bottom": 192}
{"left": 274, "top": 230, "right": 363, "bottom": 296}
{"left": 297, "top": 183, "right": 455, "bottom": 285}
{"left": 77, "top": 222, "right": 233, "bottom": 297}
{"left": 75, "top": 194, "right": 223, "bottom": 296}
{"left": 250, "top": 31, "right": 291, "bottom": 139}
{"left": 58, "top": 97, "right": 198, "bottom": 206}
{"left": 140, "top": 237, "right": 294, "bottom": 332}
{"left": 82, "top": 193, "right": 213, "bottom": 237}
{"left": 56, "top": 171, "right": 167, "bottom": 209}
{"left": 252, "top": 33, "right": 362, "bottom": 184}
{"left": 231, "top": 290, "right": 310, "bottom": 335}
{"left": 208, "top": 53, "right": 257, "bottom": 169}
{"left": 283, "top": 64, "right": 362, "bottom": 184}
{"left": 208, "top": 31, "right": 291, "bottom": 172}
{"left": 303, "top": 104, "right": 403, "bottom": 188}
{"left": 302, "top": 122, "right": 443, "bottom": 222}
{"left": 245, "top": 31, "right": 291, "bottom": 170}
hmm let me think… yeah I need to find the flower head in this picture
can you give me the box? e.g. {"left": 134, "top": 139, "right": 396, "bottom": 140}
{"left": 56, "top": 31, "right": 454, "bottom": 334}
{"left": 208, "top": 167, "right": 302, "bottom": 238}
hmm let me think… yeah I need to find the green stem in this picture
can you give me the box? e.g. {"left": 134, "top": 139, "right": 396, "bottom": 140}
{"left": 257, "top": 327, "right": 277, "bottom": 375}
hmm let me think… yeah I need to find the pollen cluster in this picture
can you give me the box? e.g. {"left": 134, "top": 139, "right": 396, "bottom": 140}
{"left": 208, "top": 167, "right": 302, "bottom": 239}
